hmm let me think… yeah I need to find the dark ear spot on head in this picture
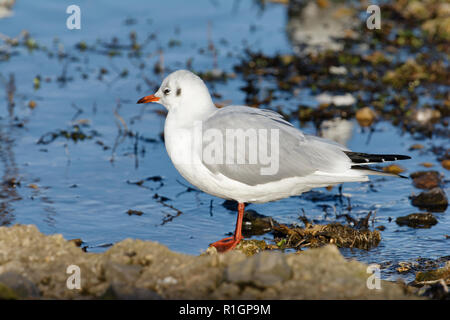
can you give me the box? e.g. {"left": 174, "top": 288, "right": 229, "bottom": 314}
{"left": 176, "top": 88, "right": 182, "bottom": 96}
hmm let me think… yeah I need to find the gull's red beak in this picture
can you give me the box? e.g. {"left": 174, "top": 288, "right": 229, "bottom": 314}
{"left": 137, "top": 94, "right": 160, "bottom": 104}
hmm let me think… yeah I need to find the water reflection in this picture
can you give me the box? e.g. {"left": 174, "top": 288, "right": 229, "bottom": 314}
{"left": 0, "top": 0, "right": 15, "bottom": 19}
{"left": 287, "top": 0, "right": 358, "bottom": 54}
{"left": 319, "top": 117, "right": 354, "bottom": 146}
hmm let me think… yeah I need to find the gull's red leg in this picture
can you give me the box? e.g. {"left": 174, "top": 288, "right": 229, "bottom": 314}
{"left": 209, "top": 202, "right": 245, "bottom": 252}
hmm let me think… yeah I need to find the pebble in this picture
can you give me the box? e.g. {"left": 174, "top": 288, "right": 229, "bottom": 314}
{"left": 28, "top": 100, "right": 37, "bottom": 109}
{"left": 355, "top": 107, "right": 376, "bottom": 127}
{"left": 383, "top": 164, "right": 405, "bottom": 174}
{"left": 409, "top": 144, "right": 424, "bottom": 150}
{"left": 420, "top": 162, "right": 434, "bottom": 168}
{"left": 442, "top": 160, "right": 450, "bottom": 170}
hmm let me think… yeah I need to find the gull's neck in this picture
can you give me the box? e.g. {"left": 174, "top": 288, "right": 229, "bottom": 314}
{"left": 163, "top": 100, "right": 217, "bottom": 166}
{"left": 166, "top": 101, "right": 217, "bottom": 128}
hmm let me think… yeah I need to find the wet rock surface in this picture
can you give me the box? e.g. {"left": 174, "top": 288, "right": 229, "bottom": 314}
{"left": 412, "top": 262, "right": 450, "bottom": 300}
{"left": 396, "top": 213, "right": 438, "bottom": 229}
{"left": 410, "top": 171, "right": 443, "bottom": 190}
{"left": 411, "top": 187, "right": 448, "bottom": 212}
{"left": 0, "top": 225, "right": 418, "bottom": 300}
{"left": 242, "top": 209, "right": 274, "bottom": 236}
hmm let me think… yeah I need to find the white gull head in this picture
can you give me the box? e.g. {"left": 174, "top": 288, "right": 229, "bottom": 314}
{"left": 138, "top": 70, "right": 215, "bottom": 114}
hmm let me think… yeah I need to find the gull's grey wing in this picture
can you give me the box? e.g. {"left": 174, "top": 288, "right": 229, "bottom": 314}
{"left": 201, "top": 106, "right": 352, "bottom": 186}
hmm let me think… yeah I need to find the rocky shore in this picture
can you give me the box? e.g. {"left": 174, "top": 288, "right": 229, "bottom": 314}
{"left": 0, "top": 225, "right": 421, "bottom": 299}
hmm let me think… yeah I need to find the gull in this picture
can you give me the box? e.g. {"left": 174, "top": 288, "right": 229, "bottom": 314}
{"left": 137, "top": 70, "right": 410, "bottom": 252}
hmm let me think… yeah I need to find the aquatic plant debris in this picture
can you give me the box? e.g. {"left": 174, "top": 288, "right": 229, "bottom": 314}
{"left": 272, "top": 222, "right": 381, "bottom": 250}
{"left": 37, "top": 125, "right": 99, "bottom": 145}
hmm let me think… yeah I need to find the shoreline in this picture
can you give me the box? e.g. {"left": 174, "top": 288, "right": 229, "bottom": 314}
{"left": 0, "top": 224, "right": 423, "bottom": 300}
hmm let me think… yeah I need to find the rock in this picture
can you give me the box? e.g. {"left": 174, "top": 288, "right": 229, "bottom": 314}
{"left": 414, "top": 263, "right": 450, "bottom": 299}
{"left": 0, "top": 225, "right": 419, "bottom": 299}
{"left": 242, "top": 210, "right": 274, "bottom": 236}
{"left": 268, "top": 0, "right": 289, "bottom": 5}
{"left": 415, "top": 262, "right": 450, "bottom": 285}
{"left": 383, "top": 59, "right": 427, "bottom": 89}
{"left": 28, "top": 100, "right": 37, "bottom": 109}
{"left": 395, "top": 213, "right": 438, "bottom": 229}
{"left": 355, "top": 107, "right": 376, "bottom": 127}
{"left": 0, "top": 283, "right": 18, "bottom": 300}
{"left": 364, "top": 51, "right": 390, "bottom": 65}
{"left": 103, "top": 261, "right": 142, "bottom": 285}
{"left": 221, "top": 200, "right": 242, "bottom": 211}
{"left": 404, "top": 1, "right": 430, "bottom": 20}
{"left": 383, "top": 164, "right": 405, "bottom": 175}
{"left": 420, "top": 162, "right": 434, "bottom": 168}
{"left": 417, "top": 280, "right": 449, "bottom": 300}
{"left": 409, "top": 144, "right": 424, "bottom": 151}
{"left": 280, "top": 54, "right": 294, "bottom": 65}
{"left": 410, "top": 171, "right": 442, "bottom": 189}
{"left": 101, "top": 283, "right": 162, "bottom": 300}
{"left": 126, "top": 209, "right": 143, "bottom": 216}
{"left": 68, "top": 238, "right": 83, "bottom": 247}
{"left": 0, "top": 272, "right": 40, "bottom": 298}
{"left": 411, "top": 187, "right": 448, "bottom": 212}
{"left": 442, "top": 160, "right": 450, "bottom": 170}
{"left": 225, "top": 251, "right": 292, "bottom": 287}
{"left": 397, "top": 262, "right": 413, "bottom": 273}
{"left": 422, "top": 17, "right": 450, "bottom": 41}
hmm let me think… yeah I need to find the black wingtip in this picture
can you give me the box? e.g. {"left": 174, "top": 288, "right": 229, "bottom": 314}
{"left": 345, "top": 152, "right": 411, "bottom": 164}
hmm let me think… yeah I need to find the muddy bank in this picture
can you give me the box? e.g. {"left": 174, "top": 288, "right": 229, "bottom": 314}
{"left": 0, "top": 224, "right": 419, "bottom": 300}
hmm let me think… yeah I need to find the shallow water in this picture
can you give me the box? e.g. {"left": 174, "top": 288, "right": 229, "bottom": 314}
{"left": 0, "top": 0, "right": 448, "bottom": 283}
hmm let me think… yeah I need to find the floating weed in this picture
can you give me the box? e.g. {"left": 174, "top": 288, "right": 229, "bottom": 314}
{"left": 37, "top": 125, "right": 100, "bottom": 145}
{"left": 273, "top": 222, "right": 381, "bottom": 250}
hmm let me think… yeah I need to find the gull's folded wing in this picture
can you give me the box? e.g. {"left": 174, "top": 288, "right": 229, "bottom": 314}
{"left": 201, "top": 106, "right": 352, "bottom": 186}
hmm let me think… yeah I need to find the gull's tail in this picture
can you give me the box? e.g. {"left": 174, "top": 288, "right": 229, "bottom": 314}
{"left": 345, "top": 152, "right": 411, "bottom": 178}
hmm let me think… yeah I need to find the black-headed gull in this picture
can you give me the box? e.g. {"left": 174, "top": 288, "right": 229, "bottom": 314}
{"left": 137, "top": 70, "right": 410, "bottom": 252}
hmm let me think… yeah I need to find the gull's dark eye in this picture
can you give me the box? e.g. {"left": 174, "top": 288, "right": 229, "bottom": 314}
{"left": 163, "top": 88, "right": 171, "bottom": 95}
